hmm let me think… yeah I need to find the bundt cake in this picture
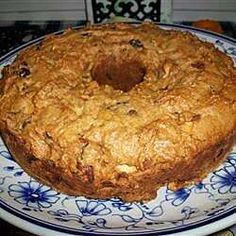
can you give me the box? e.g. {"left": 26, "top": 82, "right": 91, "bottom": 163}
{"left": 0, "top": 22, "right": 235, "bottom": 202}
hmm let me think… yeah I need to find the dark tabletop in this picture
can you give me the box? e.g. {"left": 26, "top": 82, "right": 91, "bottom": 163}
{"left": 0, "top": 20, "right": 236, "bottom": 58}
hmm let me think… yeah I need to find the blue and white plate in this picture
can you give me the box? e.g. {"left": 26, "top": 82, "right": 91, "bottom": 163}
{"left": 0, "top": 24, "right": 235, "bottom": 236}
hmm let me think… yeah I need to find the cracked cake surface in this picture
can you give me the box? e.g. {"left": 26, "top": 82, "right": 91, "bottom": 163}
{"left": 0, "top": 23, "right": 235, "bottom": 202}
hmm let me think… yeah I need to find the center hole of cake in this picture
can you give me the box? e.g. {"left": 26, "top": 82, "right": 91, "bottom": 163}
{"left": 92, "top": 56, "right": 146, "bottom": 92}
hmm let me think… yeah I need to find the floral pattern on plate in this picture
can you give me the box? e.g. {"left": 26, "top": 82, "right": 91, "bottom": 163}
{"left": 8, "top": 180, "right": 60, "bottom": 209}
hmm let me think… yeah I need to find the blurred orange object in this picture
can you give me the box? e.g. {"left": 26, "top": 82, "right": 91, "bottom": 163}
{"left": 192, "top": 19, "right": 223, "bottom": 34}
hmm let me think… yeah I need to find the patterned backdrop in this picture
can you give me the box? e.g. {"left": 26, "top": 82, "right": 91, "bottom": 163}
{"left": 91, "top": 0, "right": 161, "bottom": 23}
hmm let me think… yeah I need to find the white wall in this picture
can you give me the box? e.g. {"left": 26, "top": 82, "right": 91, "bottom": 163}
{"left": 0, "top": 0, "right": 235, "bottom": 22}
{"left": 172, "top": 0, "right": 236, "bottom": 22}
{"left": 0, "top": 0, "right": 86, "bottom": 21}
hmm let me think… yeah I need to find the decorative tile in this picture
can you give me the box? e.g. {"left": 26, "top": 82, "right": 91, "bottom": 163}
{"left": 91, "top": 0, "right": 161, "bottom": 23}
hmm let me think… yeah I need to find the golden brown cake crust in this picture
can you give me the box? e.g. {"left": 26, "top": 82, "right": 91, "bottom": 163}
{"left": 0, "top": 23, "right": 236, "bottom": 202}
